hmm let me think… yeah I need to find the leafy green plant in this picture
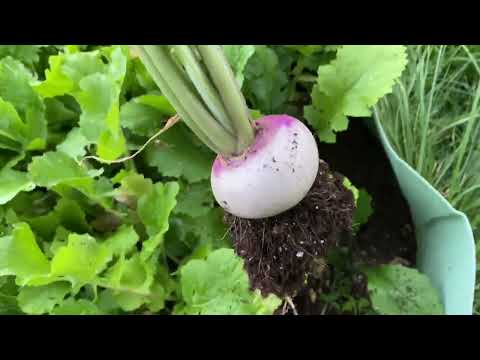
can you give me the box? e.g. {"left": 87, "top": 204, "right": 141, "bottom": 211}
{"left": 174, "top": 248, "right": 281, "bottom": 315}
{"left": 305, "top": 45, "right": 408, "bottom": 143}
{"left": 318, "top": 247, "right": 374, "bottom": 315}
{"left": 343, "top": 177, "right": 373, "bottom": 234}
{"left": 364, "top": 264, "right": 444, "bottom": 315}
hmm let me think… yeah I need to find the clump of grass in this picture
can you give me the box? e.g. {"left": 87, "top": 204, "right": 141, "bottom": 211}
{"left": 374, "top": 45, "right": 480, "bottom": 314}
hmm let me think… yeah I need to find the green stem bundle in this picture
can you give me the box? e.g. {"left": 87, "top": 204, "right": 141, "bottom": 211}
{"left": 135, "top": 45, "right": 255, "bottom": 157}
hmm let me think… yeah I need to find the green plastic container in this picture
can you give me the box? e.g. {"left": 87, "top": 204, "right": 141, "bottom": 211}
{"left": 370, "top": 115, "right": 477, "bottom": 315}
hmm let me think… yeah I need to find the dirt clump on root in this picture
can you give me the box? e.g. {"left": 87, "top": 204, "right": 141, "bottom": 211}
{"left": 224, "top": 160, "right": 356, "bottom": 299}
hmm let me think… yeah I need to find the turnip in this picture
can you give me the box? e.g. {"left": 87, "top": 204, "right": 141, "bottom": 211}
{"left": 211, "top": 114, "right": 319, "bottom": 219}
{"left": 136, "top": 45, "right": 355, "bottom": 303}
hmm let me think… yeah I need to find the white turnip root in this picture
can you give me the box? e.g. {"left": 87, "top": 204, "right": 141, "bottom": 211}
{"left": 211, "top": 114, "right": 319, "bottom": 219}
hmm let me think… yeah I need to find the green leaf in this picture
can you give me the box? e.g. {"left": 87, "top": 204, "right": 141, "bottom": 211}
{"left": 145, "top": 282, "right": 167, "bottom": 313}
{"left": 51, "top": 298, "right": 103, "bottom": 315}
{"left": 28, "top": 198, "right": 89, "bottom": 242}
{"left": 115, "top": 170, "right": 153, "bottom": 198}
{"left": 35, "top": 55, "right": 75, "bottom": 97}
{"left": 342, "top": 178, "right": 373, "bottom": 231}
{"left": 130, "top": 57, "right": 158, "bottom": 92}
{"left": 103, "top": 225, "right": 139, "bottom": 258}
{"left": 29, "top": 151, "right": 97, "bottom": 188}
{"left": 177, "top": 248, "right": 281, "bottom": 315}
{"left": 325, "top": 45, "right": 340, "bottom": 52}
{"left": 135, "top": 93, "right": 176, "bottom": 116}
{"left": 17, "top": 282, "right": 71, "bottom": 315}
{"left": 100, "top": 254, "right": 159, "bottom": 312}
{"left": 299, "top": 51, "right": 337, "bottom": 72}
{"left": 193, "top": 208, "right": 231, "bottom": 248}
{"left": 250, "top": 109, "right": 263, "bottom": 120}
{"left": 223, "top": 45, "right": 255, "bottom": 87}
{"left": 354, "top": 189, "right": 373, "bottom": 229}
{"left": 35, "top": 46, "right": 128, "bottom": 161}
{"left": 55, "top": 50, "right": 105, "bottom": 84}
{"left": 145, "top": 124, "right": 214, "bottom": 183}
{"left": 343, "top": 177, "right": 359, "bottom": 202}
{"left": 96, "top": 289, "right": 121, "bottom": 314}
{"left": 46, "top": 227, "right": 70, "bottom": 258}
{"left": 112, "top": 290, "right": 145, "bottom": 312}
{"left": 252, "top": 290, "right": 283, "bottom": 315}
{"left": 138, "top": 182, "right": 179, "bottom": 260}
{"left": 116, "top": 255, "right": 148, "bottom": 289}
{"left": 100, "top": 257, "right": 125, "bottom": 289}
{"left": 0, "top": 45, "right": 43, "bottom": 67}
{"left": 120, "top": 93, "right": 175, "bottom": 138}
{"left": 54, "top": 198, "right": 90, "bottom": 233}
{"left": 109, "top": 258, "right": 159, "bottom": 312}
{"left": 6, "top": 191, "right": 51, "bottom": 220}
{"left": 305, "top": 45, "right": 408, "bottom": 142}
{"left": 0, "top": 293, "right": 20, "bottom": 314}
{"left": 0, "top": 276, "right": 17, "bottom": 295}
{"left": 77, "top": 73, "right": 126, "bottom": 160}
{"left": 243, "top": 45, "right": 289, "bottom": 114}
{"left": 113, "top": 170, "right": 153, "bottom": 208}
{"left": 166, "top": 207, "right": 231, "bottom": 260}
{"left": 285, "top": 45, "right": 325, "bottom": 57}
{"left": 50, "top": 233, "right": 112, "bottom": 287}
{"left": 174, "top": 181, "right": 213, "bottom": 218}
{"left": 364, "top": 264, "right": 444, "bottom": 315}
{"left": 164, "top": 216, "right": 199, "bottom": 260}
{"left": 0, "top": 168, "right": 35, "bottom": 205}
{"left": 138, "top": 181, "right": 179, "bottom": 237}
{"left": 0, "top": 98, "right": 27, "bottom": 151}
{"left": 120, "top": 100, "right": 166, "bottom": 137}
{"left": 56, "top": 128, "right": 90, "bottom": 160}
{"left": 0, "top": 57, "right": 47, "bottom": 151}
{"left": 0, "top": 276, "right": 20, "bottom": 314}
{"left": 55, "top": 179, "right": 115, "bottom": 212}
{"left": 44, "top": 97, "right": 78, "bottom": 128}
{"left": 0, "top": 223, "right": 50, "bottom": 284}
{"left": 28, "top": 151, "right": 113, "bottom": 210}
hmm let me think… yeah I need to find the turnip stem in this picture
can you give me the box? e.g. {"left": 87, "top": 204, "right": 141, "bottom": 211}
{"left": 136, "top": 45, "right": 256, "bottom": 157}
{"left": 170, "top": 45, "right": 236, "bottom": 136}
{"left": 196, "top": 45, "right": 255, "bottom": 154}
{"left": 139, "top": 45, "right": 237, "bottom": 155}
{"left": 136, "top": 46, "right": 223, "bottom": 154}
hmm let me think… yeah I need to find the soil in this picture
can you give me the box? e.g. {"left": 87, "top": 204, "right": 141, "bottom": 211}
{"left": 296, "top": 119, "right": 417, "bottom": 315}
{"left": 225, "top": 118, "right": 417, "bottom": 315}
{"left": 316, "top": 120, "right": 417, "bottom": 267}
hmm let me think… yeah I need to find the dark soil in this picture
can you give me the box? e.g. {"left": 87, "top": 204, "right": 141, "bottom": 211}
{"left": 225, "top": 119, "right": 417, "bottom": 315}
{"left": 295, "top": 120, "right": 417, "bottom": 315}
{"left": 316, "top": 120, "right": 416, "bottom": 267}
{"left": 225, "top": 160, "right": 356, "bottom": 299}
